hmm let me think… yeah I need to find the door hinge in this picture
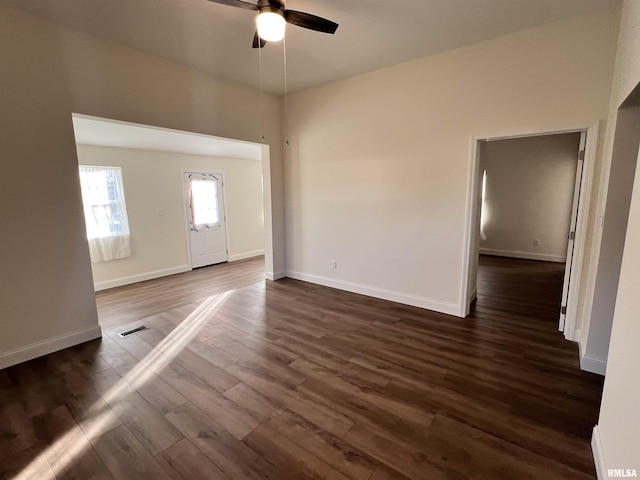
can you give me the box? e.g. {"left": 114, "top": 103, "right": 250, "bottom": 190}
{"left": 578, "top": 150, "right": 585, "bottom": 161}
{"left": 561, "top": 306, "right": 567, "bottom": 315}
{"left": 568, "top": 231, "right": 576, "bottom": 241}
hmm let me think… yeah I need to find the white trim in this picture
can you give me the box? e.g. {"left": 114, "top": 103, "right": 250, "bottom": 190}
{"left": 461, "top": 123, "right": 599, "bottom": 338}
{"left": 563, "top": 123, "right": 599, "bottom": 341}
{"left": 72, "top": 113, "right": 263, "bottom": 161}
{"left": 469, "top": 287, "right": 478, "bottom": 304}
{"left": 578, "top": 337, "right": 607, "bottom": 375}
{"left": 0, "top": 325, "right": 102, "bottom": 370}
{"left": 480, "top": 248, "right": 566, "bottom": 263}
{"left": 581, "top": 353, "right": 607, "bottom": 376}
{"left": 266, "top": 270, "right": 286, "bottom": 281}
{"left": 286, "top": 270, "right": 460, "bottom": 317}
{"left": 592, "top": 425, "right": 607, "bottom": 480}
{"left": 229, "top": 250, "right": 265, "bottom": 262}
{"left": 94, "top": 265, "right": 191, "bottom": 291}
{"left": 459, "top": 135, "right": 481, "bottom": 317}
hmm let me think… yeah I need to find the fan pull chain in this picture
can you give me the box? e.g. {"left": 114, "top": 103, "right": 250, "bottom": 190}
{"left": 258, "top": 39, "right": 265, "bottom": 143}
{"left": 283, "top": 34, "right": 289, "bottom": 147}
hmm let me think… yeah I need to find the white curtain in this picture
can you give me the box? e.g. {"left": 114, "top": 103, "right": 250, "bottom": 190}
{"left": 78, "top": 166, "right": 131, "bottom": 263}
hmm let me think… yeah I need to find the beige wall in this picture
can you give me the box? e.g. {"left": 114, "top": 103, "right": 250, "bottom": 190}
{"left": 592, "top": 0, "right": 640, "bottom": 476}
{"left": 76, "top": 145, "right": 264, "bottom": 289}
{"left": 586, "top": 107, "right": 640, "bottom": 370}
{"left": 480, "top": 134, "right": 580, "bottom": 262}
{"left": 0, "top": 4, "right": 284, "bottom": 367}
{"left": 284, "top": 11, "right": 617, "bottom": 316}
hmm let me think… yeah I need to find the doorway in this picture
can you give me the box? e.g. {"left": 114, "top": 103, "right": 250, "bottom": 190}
{"left": 184, "top": 172, "right": 229, "bottom": 268}
{"left": 71, "top": 113, "right": 278, "bottom": 288}
{"left": 461, "top": 125, "right": 598, "bottom": 342}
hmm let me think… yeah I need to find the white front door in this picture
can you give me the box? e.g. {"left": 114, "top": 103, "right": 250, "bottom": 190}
{"left": 184, "top": 172, "right": 228, "bottom": 268}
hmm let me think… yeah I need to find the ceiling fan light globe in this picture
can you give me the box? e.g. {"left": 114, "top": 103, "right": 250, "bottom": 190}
{"left": 256, "top": 11, "right": 286, "bottom": 42}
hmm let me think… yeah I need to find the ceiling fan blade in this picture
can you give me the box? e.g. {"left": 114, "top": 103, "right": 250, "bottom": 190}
{"left": 284, "top": 10, "right": 338, "bottom": 34}
{"left": 207, "top": 0, "right": 259, "bottom": 11}
{"left": 252, "top": 32, "right": 267, "bottom": 48}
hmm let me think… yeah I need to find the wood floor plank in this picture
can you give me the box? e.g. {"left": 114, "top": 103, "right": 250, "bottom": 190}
{"left": 0, "top": 443, "right": 56, "bottom": 480}
{"left": 91, "top": 368, "right": 183, "bottom": 456}
{"left": 0, "top": 402, "right": 38, "bottom": 457}
{"left": 418, "top": 414, "right": 594, "bottom": 480}
{"left": 225, "top": 362, "right": 354, "bottom": 437}
{"left": 92, "top": 425, "right": 172, "bottom": 480}
{"left": 31, "top": 405, "right": 113, "bottom": 480}
{"left": 165, "top": 402, "right": 268, "bottom": 480}
{"left": 222, "top": 382, "right": 276, "bottom": 423}
{"left": 265, "top": 408, "right": 379, "bottom": 480}
{"left": 157, "top": 438, "right": 231, "bottom": 480}
{"left": 114, "top": 333, "right": 262, "bottom": 440}
{"left": 96, "top": 335, "right": 188, "bottom": 416}
{"left": 51, "top": 366, "right": 122, "bottom": 441}
{"left": 343, "top": 421, "right": 447, "bottom": 479}
{"left": 243, "top": 419, "right": 353, "bottom": 480}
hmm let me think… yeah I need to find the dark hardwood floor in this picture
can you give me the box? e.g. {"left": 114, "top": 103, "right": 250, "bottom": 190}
{"left": 0, "top": 255, "right": 604, "bottom": 479}
{"left": 96, "top": 256, "right": 266, "bottom": 330}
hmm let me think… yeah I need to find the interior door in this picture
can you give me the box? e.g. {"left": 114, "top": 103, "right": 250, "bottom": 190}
{"left": 559, "top": 132, "right": 587, "bottom": 331}
{"left": 184, "top": 172, "right": 228, "bottom": 268}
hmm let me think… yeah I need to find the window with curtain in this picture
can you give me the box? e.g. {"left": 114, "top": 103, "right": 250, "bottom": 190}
{"left": 78, "top": 166, "right": 131, "bottom": 263}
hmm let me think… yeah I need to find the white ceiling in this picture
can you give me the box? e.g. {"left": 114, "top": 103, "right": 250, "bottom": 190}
{"left": 72, "top": 114, "right": 263, "bottom": 161}
{"left": 9, "top": 0, "right": 619, "bottom": 94}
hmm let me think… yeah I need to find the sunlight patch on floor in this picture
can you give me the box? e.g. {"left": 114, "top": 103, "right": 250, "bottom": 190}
{"left": 13, "top": 291, "right": 232, "bottom": 480}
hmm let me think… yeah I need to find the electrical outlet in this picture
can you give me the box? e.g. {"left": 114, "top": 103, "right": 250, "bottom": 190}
{"left": 330, "top": 260, "right": 337, "bottom": 269}
{"left": 533, "top": 239, "right": 539, "bottom": 246}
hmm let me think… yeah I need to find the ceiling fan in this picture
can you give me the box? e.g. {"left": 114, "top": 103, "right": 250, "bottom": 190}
{"left": 207, "top": 0, "right": 339, "bottom": 48}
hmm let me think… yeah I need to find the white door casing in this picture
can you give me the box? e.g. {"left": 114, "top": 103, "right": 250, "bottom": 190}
{"left": 559, "top": 131, "right": 587, "bottom": 332}
{"left": 184, "top": 172, "right": 228, "bottom": 268}
{"left": 461, "top": 123, "right": 598, "bottom": 345}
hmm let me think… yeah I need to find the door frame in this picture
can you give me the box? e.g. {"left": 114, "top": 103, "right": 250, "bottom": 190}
{"left": 459, "top": 122, "right": 599, "bottom": 342}
{"left": 181, "top": 171, "right": 230, "bottom": 269}
{"left": 559, "top": 131, "right": 587, "bottom": 332}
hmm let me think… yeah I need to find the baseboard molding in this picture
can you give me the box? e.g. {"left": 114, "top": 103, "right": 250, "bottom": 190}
{"left": 480, "top": 248, "right": 566, "bottom": 263}
{"left": 286, "top": 270, "right": 461, "bottom": 317}
{"left": 229, "top": 250, "right": 265, "bottom": 262}
{"left": 470, "top": 288, "right": 478, "bottom": 303}
{"left": 0, "top": 325, "right": 102, "bottom": 370}
{"left": 579, "top": 347, "right": 607, "bottom": 376}
{"left": 266, "top": 270, "right": 286, "bottom": 281}
{"left": 581, "top": 353, "right": 607, "bottom": 376}
{"left": 592, "top": 426, "right": 607, "bottom": 480}
{"left": 577, "top": 336, "right": 607, "bottom": 375}
{"left": 94, "top": 265, "right": 191, "bottom": 291}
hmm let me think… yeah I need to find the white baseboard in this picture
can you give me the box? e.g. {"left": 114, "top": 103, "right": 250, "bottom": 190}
{"left": 578, "top": 338, "right": 607, "bottom": 375}
{"left": 581, "top": 353, "right": 607, "bottom": 376}
{"left": 480, "top": 248, "right": 566, "bottom": 263}
{"left": 286, "top": 270, "right": 461, "bottom": 317}
{"left": 592, "top": 425, "right": 607, "bottom": 480}
{"left": 266, "top": 270, "right": 286, "bottom": 281}
{"left": 229, "top": 250, "right": 265, "bottom": 262}
{"left": 0, "top": 325, "right": 102, "bottom": 370}
{"left": 94, "top": 265, "right": 191, "bottom": 291}
{"left": 470, "top": 288, "right": 478, "bottom": 303}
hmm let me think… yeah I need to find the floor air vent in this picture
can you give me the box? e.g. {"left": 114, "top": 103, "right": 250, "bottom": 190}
{"left": 118, "top": 325, "right": 150, "bottom": 338}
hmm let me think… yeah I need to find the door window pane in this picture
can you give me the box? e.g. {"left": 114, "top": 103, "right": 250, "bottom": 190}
{"left": 191, "top": 178, "right": 220, "bottom": 226}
